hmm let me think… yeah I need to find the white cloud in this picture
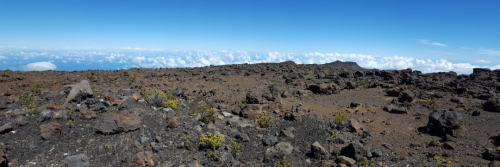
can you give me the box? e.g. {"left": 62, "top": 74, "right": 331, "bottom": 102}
{"left": 419, "top": 39, "right": 448, "bottom": 47}
{"left": 431, "top": 43, "right": 447, "bottom": 47}
{"left": 478, "top": 49, "right": 500, "bottom": 56}
{"left": 476, "top": 59, "right": 492, "bottom": 64}
{"left": 461, "top": 47, "right": 471, "bottom": 50}
{"left": 0, "top": 55, "right": 6, "bottom": 59}
{"left": 4, "top": 49, "right": 500, "bottom": 74}
{"left": 23, "top": 61, "right": 57, "bottom": 71}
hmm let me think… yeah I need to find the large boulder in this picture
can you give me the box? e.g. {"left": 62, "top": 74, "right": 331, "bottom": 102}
{"left": 95, "top": 111, "right": 142, "bottom": 134}
{"left": 65, "top": 80, "right": 93, "bottom": 104}
{"left": 246, "top": 90, "right": 263, "bottom": 104}
{"left": 311, "top": 142, "right": 329, "bottom": 160}
{"left": 483, "top": 97, "right": 500, "bottom": 112}
{"left": 265, "top": 142, "right": 293, "bottom": 157}
{"left": 307, "top": 83, "right": 340, "bottom": 95}
{"left": 483, "top": 147, "right": 500, "bottom": 161}
{"left": 383, "top": 104, "right": 407, "bottom": 114}
{"left": 398, "top": 90, "right": 415, "bottom": 103}
{"left": 340, "top": 141, "right": 371, "bottom": 161}
{"left": 427, "top": 110, "right": 464, "bottom": 137}
{"left": 240, "top": 104, "right": 264, "bottom": 120}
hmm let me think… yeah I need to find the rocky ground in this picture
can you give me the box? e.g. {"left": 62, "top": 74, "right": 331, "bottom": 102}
{"left": 0, "top": 61, "right": 500, "bottom": 167}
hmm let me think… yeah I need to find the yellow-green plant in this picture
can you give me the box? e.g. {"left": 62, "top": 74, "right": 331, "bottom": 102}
{"left": 158, "top": 90, "right": 180, "bottom": 111}
{"left": 334, "top": 112, "right": 349, "bottom": 123}
{"left": 68, "top": 116, "right": 76, "bottom": 128}
{"left": 434, "top": 155, "right": 442, "bottom": 167}
{"left": 128, "top": 75, "right": 137, "bottom": 83}
{"left": 426, "top": 98, "right": 438, "bottom": 105}
{"left": 200, "top": 104, "right": 216, "bottom": 124}
{"left": 231, "top": 141, "right": 242, "bottom": 156}
{"left": 29, "top": 82, "right": 43, "bottom": 93}
{"left": 19, "top": 92, "right": 37, "bottom": 114}
{"left": 360, "top": 157, "right": 368, "bottom": 167}
{"left": 331, "top": 131, "right": 337, "bottom": 139}
{"left": 199, "top": 132, "right": 225, "bottom": 150}
{"left": 257, "top": 114, "right": 272, "bottom": 128}
{"left": 274, "top": 159, "right": 292, "bottom": 167}
{"left": 268, "top": 83, "right": 276, "bottom": 89}
{"left": 188, "top": 109, "right": 198, "bottom": 116}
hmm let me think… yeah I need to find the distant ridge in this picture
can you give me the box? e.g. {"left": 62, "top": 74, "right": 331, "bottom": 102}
{"left": 321, "top": 60, "right": 364, "bottom": 71}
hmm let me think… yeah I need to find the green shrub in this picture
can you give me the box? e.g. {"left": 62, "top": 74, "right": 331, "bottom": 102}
{"left": 257, "top": 115, "right": 272, "bottom": 128}
{"left": 231, "top": 141, "right": 242, "bottom": 156}
{"left": 268, "top": 83, "right": 276, "bottom": 89}
{"left": 425, "top": 98, "right": 438, "bottom": 105}
{"left": 274, "top": 159, "right": 292, "bottom": 167}
{"left": 334, "top": 112, "right": 349, "bottom": 123}
{"left": 199, "top": 132, "right": 225, "bottom": 150}
{"left": 128, "top": 75, "right": 136, "bottom": 83}
{"left": 29, "top": 82, "right": 43, "bottom": 94}
{"left": 331, "top": 131, "right": 337, "bottom": 139}
{"left": 200, "top": 104, "right": 216, "bottom": 124}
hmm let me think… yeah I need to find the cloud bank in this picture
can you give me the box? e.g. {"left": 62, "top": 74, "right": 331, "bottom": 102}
{"left": 23, "top": 61, "right": 57, "bottom": 71}
{"left": 1, "top": 50, "right": 498, "bottom": 74}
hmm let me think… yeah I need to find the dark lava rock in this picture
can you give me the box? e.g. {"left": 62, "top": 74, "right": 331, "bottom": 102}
{"left": 483, "top": 147, "right": 500, "bottom": 161}
{"left": 310, "top": 141, "right": 329, "bottom": 160}
{"left": 307, "top": 83, "right": 340, "bottom": 95}
{"left": 398, "top": 90, "right": 415, "bottom": 103}
{"left": 383, "top": 104, "right": 407, "bottom": 114}
{"left": 263, "top": 135, "right": 278, "bottom": 146}
{"left": 0, "top": 122, "right": 13, "bottom": 134}
{"left": 483, "top": 97, "right": 500, "bottom": 112}
{"left": 65, "top": 80, "right": 94, "bottom": 104}
{"left": 427, "top": 110, "right": 463, "bottom": 137}
{"left": 340, "top": 141, "right": 371, "bottom": 161}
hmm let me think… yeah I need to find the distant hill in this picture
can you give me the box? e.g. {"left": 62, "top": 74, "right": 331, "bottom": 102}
{"left": 321, "top": 60, "right": 365, "bottom": 71}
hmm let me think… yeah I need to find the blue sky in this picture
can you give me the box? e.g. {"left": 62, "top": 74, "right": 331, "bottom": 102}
{"left": 0, "top": 0, "right": 499, "bottom": 73}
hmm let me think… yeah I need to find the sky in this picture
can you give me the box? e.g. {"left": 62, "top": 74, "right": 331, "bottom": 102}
{"left": 0, "top": 0, "right": 499, "bottom": 73}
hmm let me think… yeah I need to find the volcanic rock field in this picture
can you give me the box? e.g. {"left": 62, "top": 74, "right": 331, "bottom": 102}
{"left": 1, "top": 61, "right": 500, "bottom": 167}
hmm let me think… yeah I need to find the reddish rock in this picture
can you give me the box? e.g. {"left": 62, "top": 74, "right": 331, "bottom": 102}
{"left": 79, "top": 109, "right": 97, "bottom": 120}
{"left": 46, "top": 101, "right": 59, "bottom": 110}
{"left": 95, "top": 111, "right": 141, "bottom": 134}
{"left": 104, "top": 93, "right": 117, "bottom": 103}
{"left": 167, "top": 117, "right": 179, "bottom": 128}
{"left": 40, "top": 122, "right": 61, "bottom": 140}
{"left": 130, "top": 151, "right": 156, "bottom": 167}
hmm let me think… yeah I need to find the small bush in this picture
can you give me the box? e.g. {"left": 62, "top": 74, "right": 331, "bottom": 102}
{"left": 29, "top": 82, "right": 43, "bottom": 94}
{"left": 331, "top": 131, "right": 337, "bottom": 138}
{"left": 163, "top": 99, "right": 180, "bottom": 111}
{"left": 425, "top": 98, "right": 438, "bottom": 105}
{"left": 231, "top": 141, "right": 242, "bottom": 156}
{"left": 200, "top": 104, "right": 216, "bottom": 124}
{"left": 199, "top": 132, "right": 225, "bottom": 150}
{"left": 19, "top": 92, "right": 37, "bottom": 115}
{"left": 274, "top": 159, "right": 292, "bottom": 167}
{"left": 334, "top": 112, "right": 349, "bottom": 123}
{"left": 128, "top": 75, "right": 137, "bottom": 83}
{"left": 257, "top": 115, "right": 272, "bottom": 128}
{"left": 268, "top": 83, "right": 276, "bottom": 89}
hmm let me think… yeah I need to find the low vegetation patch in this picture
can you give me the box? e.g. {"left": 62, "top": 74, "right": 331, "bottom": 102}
{"left": 200, "top": 104, "right": 216, "bottom": 124}
{"left": 257, "top": 114, "right": 272, "bottom": 128}
{"left": 199, "top": 132, "right": 225, "bottom": 150}
{"left": 334, "top": 111, "right": 349, "bottom": 123}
